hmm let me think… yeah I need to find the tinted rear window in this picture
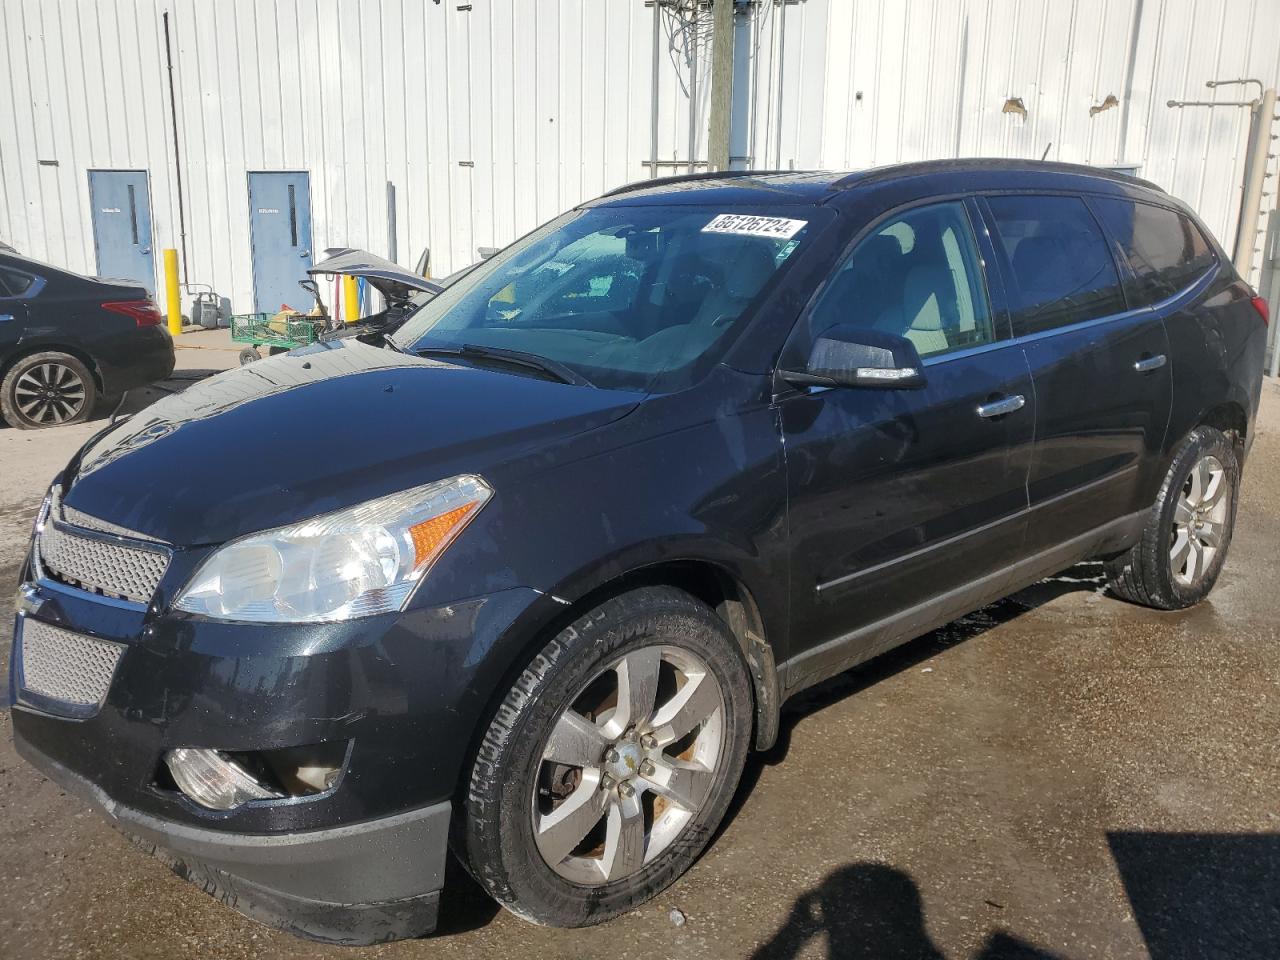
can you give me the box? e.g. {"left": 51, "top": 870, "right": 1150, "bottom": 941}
{"left": 1091, "top": 198, "right": 1216, "bottom": 306}
{"left": 986, "top": 194, "right": 1126, "bottom": 336}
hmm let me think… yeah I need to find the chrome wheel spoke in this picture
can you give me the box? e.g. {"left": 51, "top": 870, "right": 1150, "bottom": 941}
{"left": 543, "top": 709, "right": 609, "bottom": 767}
{"left": 643, "top": 758, "right": 713, "bottom": 812}
{"left": 1199, "top": 521, "right": 1223, "bottom": 549}
{"left": 534, "top": 777, "right": 608, "bottom": 866}
{"left": 1185, "top": 538, "right": 1203, "bottom": 581}
{"left": 648, "top": 671, "right": 721, "bottom": 746}
{"left": 1186, "top": 462, "right": 1204, "bottom": 505}
{"left": 1201, "top": 469, "right": 1225, "bottom": 507}
{"left": 600, "top": 791, "right": 646, "bottom": 881}
{"left": 1173, "top": 499, "right": 1194, "bottom": 526}
{"left": 605, "top": 647, "right": 661, "bottom": 737}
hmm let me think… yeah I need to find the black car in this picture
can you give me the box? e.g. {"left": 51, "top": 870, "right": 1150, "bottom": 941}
{"left": 9, "top": 161, "right": 1267, "bottom": 943}
{"left": 0, "top": 252, "right": 175, "bottom": 428}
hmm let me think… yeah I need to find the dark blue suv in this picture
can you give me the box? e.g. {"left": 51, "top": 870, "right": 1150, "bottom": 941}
{"left": 10, "top": 162, "right": 1267, "bottom": 943}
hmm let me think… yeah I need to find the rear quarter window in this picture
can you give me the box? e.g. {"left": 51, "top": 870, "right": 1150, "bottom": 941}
{"left": 1091, "top": 197, "right": 1217, "bottom": 307}
{"left": 985, "top": 194, "right": 1127, "bottom": 336}
{"left": 0, "top": 267, "right": 35, "bottom": 297}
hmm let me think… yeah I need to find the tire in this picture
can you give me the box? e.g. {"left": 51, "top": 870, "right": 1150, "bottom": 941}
{"left": 461, "top": 586, "right": 753, "bottom": 928}
{"left": 0, "top": 351, "right": 97, "bottom": 429}
{"left": 238, "top": 346, "right": 260, "bottom": 366}
{"left": 1105, "top": 426, "right": 1239, "bottom": 610}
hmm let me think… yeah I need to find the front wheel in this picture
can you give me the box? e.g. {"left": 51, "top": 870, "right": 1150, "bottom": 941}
{"left": 461, "top": 586, "right": 753, "bottom": 927}
{"left": 1105, "top": 426, "right": 1239, "bottom": 609}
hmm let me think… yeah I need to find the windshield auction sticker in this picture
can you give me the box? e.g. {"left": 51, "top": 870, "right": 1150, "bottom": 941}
{"left": 702, "top": 213, "right": 808, "bottom": 239}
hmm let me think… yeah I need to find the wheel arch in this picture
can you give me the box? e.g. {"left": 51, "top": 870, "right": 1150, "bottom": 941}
{"left": 476, "top": 557, "right": 784, "bottom": 772}
{"left": 1196, "top": 400, "right": 1248, "bottom": 461}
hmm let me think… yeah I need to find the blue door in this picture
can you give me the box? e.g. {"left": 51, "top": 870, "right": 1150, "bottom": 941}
{"left": 248, "top": 172, "right": 313, "bottom": 313}
{"left": 88, "top": 170, "right": 155, "bottom": 293}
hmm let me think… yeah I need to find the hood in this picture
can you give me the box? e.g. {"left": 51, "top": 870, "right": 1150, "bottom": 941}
{"left": 310, "top": 247, "right": 445, "bottom": 303}
{"left": 62, "top": 339, "right": 643, "bottom": 545}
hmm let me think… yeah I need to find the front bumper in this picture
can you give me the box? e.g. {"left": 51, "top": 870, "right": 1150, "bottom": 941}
{"left": 14, "top": 731, "right": 448, "bottom": 944}
{"left": 9, "top": 532, "right": 556, "bottom": 941}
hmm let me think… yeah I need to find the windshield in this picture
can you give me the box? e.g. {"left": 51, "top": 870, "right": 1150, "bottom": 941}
{"left": 390, "top": 204, "right": 817, "bottom": 391}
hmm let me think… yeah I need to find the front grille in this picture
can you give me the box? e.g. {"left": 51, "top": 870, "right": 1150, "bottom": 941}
{"left": 60, "top": 503, "right": 156, "bottom": 541}
{"left": 37, "top": 521, "right": 169, "bottom": 604}
{"left": 18, "top": 619, "right": 124, "bottom": 707}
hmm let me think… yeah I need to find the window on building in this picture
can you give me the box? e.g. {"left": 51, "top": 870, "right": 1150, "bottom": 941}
{"left": 986, "top": 194, "right": 1126, "bottom": 336}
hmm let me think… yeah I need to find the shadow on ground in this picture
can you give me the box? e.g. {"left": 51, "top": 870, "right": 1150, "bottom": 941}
{"left": 747, "top": 834, "right": 1280, "bottom": 960}
{"left": 1108, "top": 831, "right": 1280, "bottom": 959}
{"left": 749, "top": 862, "right": 1065, "bottom": 959}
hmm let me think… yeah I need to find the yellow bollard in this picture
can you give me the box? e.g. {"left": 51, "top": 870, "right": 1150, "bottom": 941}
{"left": 343, "top": 275, "right": 359, "bottom": 324}
{"left": 163, "top": 249, "right": 182, "bottom": 336}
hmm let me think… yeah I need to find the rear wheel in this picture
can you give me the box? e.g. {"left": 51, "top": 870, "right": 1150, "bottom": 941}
{"left": 238, "top": 346, "right": 260, "bottom": 366}
{"left": 462, "top": 586, "right": 753, "bottom": 927}
{"left": 1, "top": 352, "right": 96, "bottom": 429}
{"left": 1105, "top": 426, "right": 1239, "bottom": 609}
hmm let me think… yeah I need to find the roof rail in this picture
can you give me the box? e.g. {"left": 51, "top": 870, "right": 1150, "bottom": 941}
{"left": 830, "top": 159, "right": 1165, "bottom": 194}
{"left": 601, "top": 169, "right": 797, "bottom": 198}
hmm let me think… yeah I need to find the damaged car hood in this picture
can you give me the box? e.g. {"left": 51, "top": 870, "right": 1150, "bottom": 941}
{"left": 61, "top": 339, "right": 642, "bottom": 545}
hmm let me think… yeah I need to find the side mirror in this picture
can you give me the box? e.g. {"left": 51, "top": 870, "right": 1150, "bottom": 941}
{"left": 781, "top": 325, "right": 926, "bottom": 389}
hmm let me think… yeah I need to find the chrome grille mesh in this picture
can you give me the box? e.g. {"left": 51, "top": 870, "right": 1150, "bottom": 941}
{"left": 19, "top": 620, "right": 124, "bottom": 706}
{"left": 37, "top": 521, "right": 169, "bottom": 603}
{"left": 60, "top": 503, "right": 155, "bottom": 541}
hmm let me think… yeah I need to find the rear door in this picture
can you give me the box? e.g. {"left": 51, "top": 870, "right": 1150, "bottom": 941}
{"left": 779, "top": 199, "right": 1035, "bottom": 690}
{"left": 87, "top": 170, "right": 155, "bottom": 293}
{"left": 980, "top": 193, "right": 1172, "bottom": 555}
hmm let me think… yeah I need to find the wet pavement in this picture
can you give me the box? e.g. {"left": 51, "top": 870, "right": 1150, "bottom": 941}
{"left": 2, "top": 373, "right": 1278, "bottom": 960}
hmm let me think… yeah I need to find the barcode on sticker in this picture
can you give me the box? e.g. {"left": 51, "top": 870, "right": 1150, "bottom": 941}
{"left": 702, "top": 213, "right": 808, "bottom": 239}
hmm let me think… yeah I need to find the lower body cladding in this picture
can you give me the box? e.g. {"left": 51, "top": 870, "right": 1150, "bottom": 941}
{"left": 9, "top": 572, "right": 550, "bottom": 944}
{"left": 12, "top": 734, "right": 448, "bottom": 944}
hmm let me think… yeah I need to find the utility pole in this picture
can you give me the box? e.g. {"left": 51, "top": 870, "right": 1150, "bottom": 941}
{"left": 707, "top": 0, "right": 735, "bottom": 171}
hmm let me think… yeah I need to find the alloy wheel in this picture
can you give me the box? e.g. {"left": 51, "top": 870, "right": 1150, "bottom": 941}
{"left": 531, "top": 644, "right": 726, "bottom": 886}
{"left": 14, "top": 362, "right": 88, "bottom": 425}
{"left": 1170, "top": 453, "right": 1229, "bottom": 586}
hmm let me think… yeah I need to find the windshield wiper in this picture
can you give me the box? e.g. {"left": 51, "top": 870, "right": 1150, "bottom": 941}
{"left": 415, "top": 343, "right": 593, "bottom": 387}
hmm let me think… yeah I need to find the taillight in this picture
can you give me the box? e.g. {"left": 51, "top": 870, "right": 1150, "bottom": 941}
{"left": 1251, "top": 295, "right": 1269, "bottom": 327}
{"left": 102, "top": 300, "right": 163, "bottom": 327}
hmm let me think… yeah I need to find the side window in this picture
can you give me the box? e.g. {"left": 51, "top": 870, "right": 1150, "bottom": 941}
{"left": 0, "top": 267, "right": 34, "bottom": 298}
{"left": 986, "top": 194, "right": 1126, "bottom": 336}
{"left": 806, "top": 201, "right": 994, "bottom": 360}
{"left": 1091, "top": 198, "right": 1216, "bottom": 306}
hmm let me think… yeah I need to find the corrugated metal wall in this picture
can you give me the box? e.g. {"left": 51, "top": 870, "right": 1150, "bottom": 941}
{"left": 0, "top": 0, "right": 708, "bottom": 310}
{"left": 742, "top": 0, "right": 1280, "bottom": 278}
{"left": 0, "top": 0, "right": 1276, "bottom": 314}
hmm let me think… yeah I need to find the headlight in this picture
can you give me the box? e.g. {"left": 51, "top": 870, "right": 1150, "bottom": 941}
{"left": 173, "top": 474, "right": 491, "bottom": 623}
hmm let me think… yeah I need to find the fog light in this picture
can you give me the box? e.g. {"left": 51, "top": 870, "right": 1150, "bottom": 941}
{"left": 164, "top": 748, "right": 283, "bottom": 810}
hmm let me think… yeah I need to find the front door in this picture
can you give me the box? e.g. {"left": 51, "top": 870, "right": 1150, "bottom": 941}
{"left": 248, "top": 172, "right": 313, "bottom": 313}
{"left": 87, "top": 170, "right": 154, "bottom": 292}
{"left": 779, "top": 199, "right": 1035, "bottom": 691}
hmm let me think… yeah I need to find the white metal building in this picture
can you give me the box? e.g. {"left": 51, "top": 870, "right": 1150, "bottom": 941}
{"left": 1, "top": 0, "right": 1277, "bottom": 333}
